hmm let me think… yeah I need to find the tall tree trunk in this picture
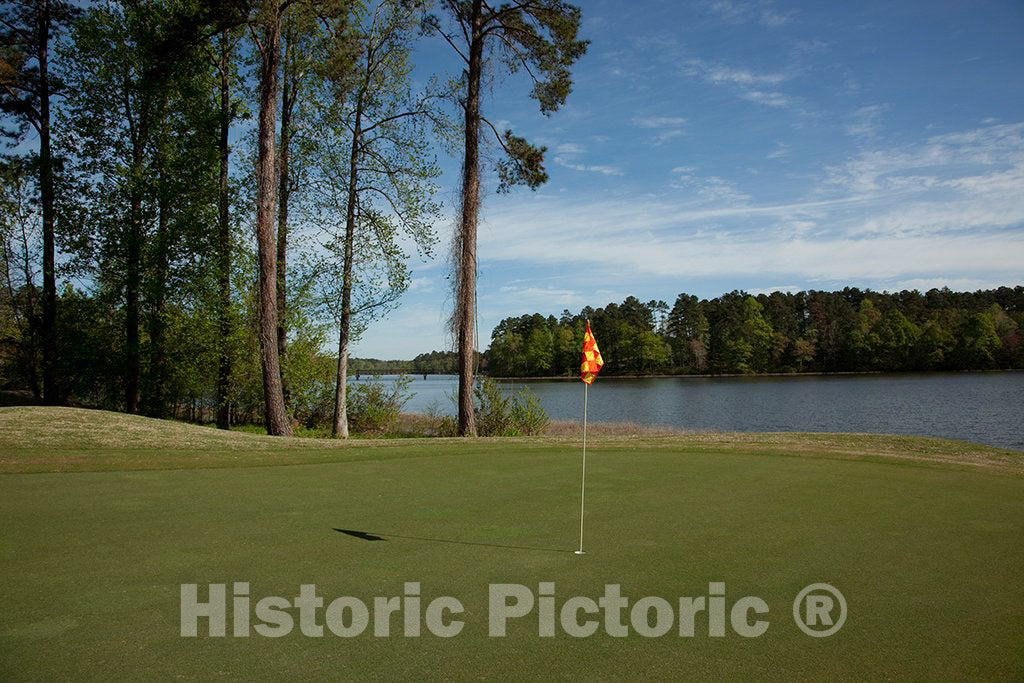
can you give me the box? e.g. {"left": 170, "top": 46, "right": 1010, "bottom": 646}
{"left": 125, "top": 160, "right": 143, "bottom": 414}
{"left": 332, "top": 94, "right": 363, "bottom": 439}
{"left": 255, "top": 5, "right": 292, "bottom": 436}
{"left": 143, "top": 172, "right": 170, "bottom": 418}
{"left": 456, "top": 0, "right": 483, "bottom": 436}
{"left": 9, "top": 218, "right": 40, "bottom": 400}
{"left": 276, "top": 34, "right": 295, "bottom": 409}
{"left": 121, "top": 53, "right": 148, "bottom": 416}
{"left": 38, "top": 0, "right": 58, "bottom": 405}
{"left": 331, "top": 312, "right": 350, "bottom": 437}
{"left": 215, "top": 30, "right": 232, "bottom": 430}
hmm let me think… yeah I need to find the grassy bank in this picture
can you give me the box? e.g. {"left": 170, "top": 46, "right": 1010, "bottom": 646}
{"left": 1, "top": 407, "right": 1022, "bottom": 679}
{"left": 2, "top": 406, "right": 1021, "bottom": 475}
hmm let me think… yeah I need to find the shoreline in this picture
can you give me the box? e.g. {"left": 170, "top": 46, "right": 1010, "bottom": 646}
{"left": 486, "top": 368, "right": 1024, "bottom": 381}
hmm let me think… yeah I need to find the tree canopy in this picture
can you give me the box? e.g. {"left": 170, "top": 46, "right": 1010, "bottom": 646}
{"left": 484, "top": 287, "right": 1024, "bottom": 377}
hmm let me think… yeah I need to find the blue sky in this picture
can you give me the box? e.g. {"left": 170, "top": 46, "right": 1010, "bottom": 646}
{"left": 349, "top": 0, "right": 1024, "bottom": 359}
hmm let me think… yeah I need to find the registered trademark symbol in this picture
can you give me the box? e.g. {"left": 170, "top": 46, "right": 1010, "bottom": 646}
{"left": 792, "top": 583, "right": 847, "bottom": 637}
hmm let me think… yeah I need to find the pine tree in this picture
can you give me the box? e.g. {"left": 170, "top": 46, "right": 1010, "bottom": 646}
{"left": 425, "top": 0, "right": 587, "bottom": 435}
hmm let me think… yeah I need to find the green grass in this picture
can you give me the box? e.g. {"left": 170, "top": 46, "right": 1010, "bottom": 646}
{"left": 1, "top": 407, "right": 1023, "bottom": 679}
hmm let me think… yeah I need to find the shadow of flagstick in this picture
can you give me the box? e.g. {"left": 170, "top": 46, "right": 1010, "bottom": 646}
{"left": 332, "top": 528, "right": 572, "bottom": 554}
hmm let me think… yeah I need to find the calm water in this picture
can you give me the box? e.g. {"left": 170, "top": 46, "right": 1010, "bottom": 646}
{"left": 351, "top": 372, "right": 1024, "bottom": 450}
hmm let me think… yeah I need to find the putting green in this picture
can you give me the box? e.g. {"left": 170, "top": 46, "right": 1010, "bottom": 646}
{"left": 2, "top": 431, "right": 1023, "bottom": 679}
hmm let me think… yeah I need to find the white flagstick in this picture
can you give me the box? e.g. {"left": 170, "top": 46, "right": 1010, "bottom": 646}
{"left": 576, "top": 381, "right": 588, "bottom": 555}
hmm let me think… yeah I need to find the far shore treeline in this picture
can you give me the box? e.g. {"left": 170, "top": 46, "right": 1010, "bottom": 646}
{"left": 484, "top": 287, "right": 1024, "bottom": 378}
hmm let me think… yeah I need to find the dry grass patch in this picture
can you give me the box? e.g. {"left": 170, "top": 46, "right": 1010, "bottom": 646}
{"left": 1, "top": 405, "right": 1020, "bottom": 476}
{"left": 0, "top": 406, "right": 376, "bottom": 452}
{"left": 543, "top": 419, "right": 692, "bottom": 438}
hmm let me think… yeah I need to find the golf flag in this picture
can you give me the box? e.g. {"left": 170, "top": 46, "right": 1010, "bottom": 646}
{"left": 576, "top": 321, "right": 602, "bottom": 555}
{"left": 581, "top": 321, "right": 604, "bottom": 384}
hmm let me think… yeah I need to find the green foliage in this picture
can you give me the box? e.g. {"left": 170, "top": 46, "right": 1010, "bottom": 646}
{"left": 485, "top": 1, "right": 589, "bottom": 115}
{"left": 280, "top": 323, "right": 335, "bottom": 427}
{"left": 0, "top": 160, "right": 42, "bottom": 396}
{"left": 346, "top": 374, "right": 414, "bottom": 434}
{"left": 508, "top": 388, "right": 550, "bottom": 435}
{"left": 711, "top": 294, "right": 776, "bottom": 374}
{"left": 473, "top": 377, "right": 514, "bottom": 436}
{"left": 348, "top": 351, "right": 464, "bottom": 375}
{"left": 308, "top": 0, "right": 442, "bottom": 333}
{"left": 53, "top": 286, "right": 122, "bottom": 406}
{"left": 631, "top": 329, "right": 671, "bottom": 373}
{"left": 473, "top": 377, "right": 549, "bottom": 436}
{"left": 792, "top": 334, "right": 817, "bottom": 372}
{"left": 668, "top": 294, "right": 709, "bottom": 371}
{"left": 412, "top": 350, "right": 460, "bottom": 374}
{"left": 954, "top": 312, "right": 1001, "bottom": 370}
{"left": 0, "top": 0, "right": 79, "bottom": 140}
{"left": 488, "top": 331, "right": 527, "bottom": 376}
{"left": 425, "top": 400, "right": 459, "bottom": 437}
{"left": 524, "top": 327, "right": 554, "bottom": 375}
{"left": 425, "top": 0, "right": 587, "bottom": 191}
{"left": 496, "top": 132, "right": 547, "bottom": 192}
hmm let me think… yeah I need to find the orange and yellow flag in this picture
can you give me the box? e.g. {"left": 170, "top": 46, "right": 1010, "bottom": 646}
{"left": 581, "top": 320, "right": 604, "bottom": 385}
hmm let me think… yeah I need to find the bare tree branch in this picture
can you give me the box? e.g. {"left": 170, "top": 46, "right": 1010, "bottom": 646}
{"left": 479, "top": 115, "right": 513, "bottom": 155}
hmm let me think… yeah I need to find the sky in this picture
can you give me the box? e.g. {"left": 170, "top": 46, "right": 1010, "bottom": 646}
{"left": 351, "top": 0, "right": 1024, "bottom": 359}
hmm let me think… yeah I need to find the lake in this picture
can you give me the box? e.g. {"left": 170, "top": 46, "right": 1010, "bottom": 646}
{"left": 350, "top": 372, "right": 1024, "bottom": 451}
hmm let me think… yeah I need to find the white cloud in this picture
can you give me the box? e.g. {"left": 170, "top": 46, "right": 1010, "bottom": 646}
{"left": 739, "top": 90, "right": 793, "bottom": 108}
{"left": 495, "top": 285, "right": 584, "bottom": 309}
{"left": 705, "top": 65, "right": 788, "bottom": 86}
{"left": 845, "top": 104, "right": 889, "bottom": 138}
{"left": 633, "top": 116, "right": 688, "bottom": 128}
{"left": 654, "top": 130, "right": 685, "bottom": 145}
{"left": 683, "top": 59, "right": 796, "bottom": 109}
{"left": 671, "top": 168, "right": 752, "bottom": 204}
{"left": 791, "top": 40, "right": 829, "bottom": 58}
{"left": 825, "top": 122, "right": 1024, "bottom": 194}
{"left": 552, "top": 141, "right": 623, "bottom": 175}
{"left": 703, "top": 0, "right": 794, "bottom": 28}
{"left": 556, "top": 142, "right": 586, "bottom": 155}
{"left": 484, "top": 214, "right": 1024, "bottom": 282}
{"left": 632, "top": 116, "right": 688, "bottom": 146}
{"left": 407, "top": 277, "right": 435, "bottom": 292}
{"left": 766, "top": 141, "right": 789, "bottom": 159}
{"left": 747, "top": 285, "right": 802, "bottom": 296}
{"left": 554, "top": 157, "right": 623, "bottom": 176}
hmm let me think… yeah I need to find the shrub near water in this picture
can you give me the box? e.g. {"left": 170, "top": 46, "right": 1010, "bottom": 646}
{"left": 346, "top": 375, "right": 414, "bottom": 435}
{"left": 474, "top": 378, "right": 549, "bottom": 436}
{"left": 508, "top": 388, "right": 549, "bottom": 435}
